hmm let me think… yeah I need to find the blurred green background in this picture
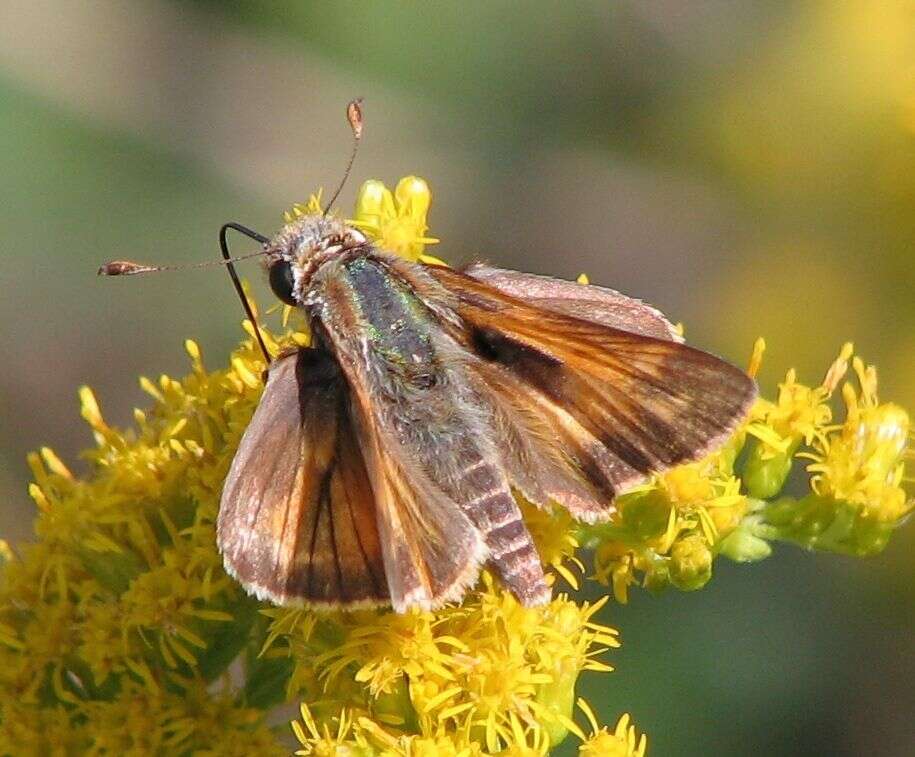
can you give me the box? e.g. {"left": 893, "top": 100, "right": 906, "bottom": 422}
{"left": 1, "top": 2, "right": 912, "bottom": 754}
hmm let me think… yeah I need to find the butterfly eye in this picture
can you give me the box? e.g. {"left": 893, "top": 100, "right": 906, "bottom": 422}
{"left": 268, "top": 260, "right": 297, "bottom": 305}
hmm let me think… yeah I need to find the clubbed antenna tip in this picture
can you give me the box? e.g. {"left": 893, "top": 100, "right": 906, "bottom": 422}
{"left": 324, "top": 98, "right": 365, "bottom": 217}
{"left": 347, "top": 98, "right": 364, "bottom": 139}
{"left": 98, "top": 260, "right": 159, "bottom": 276}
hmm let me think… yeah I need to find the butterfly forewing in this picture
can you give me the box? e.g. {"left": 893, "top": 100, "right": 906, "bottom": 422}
{"left": 217, "top": 348, "right": 387, "bottom": 608}
{"left": 426, "top": 265, "right": 758, "bottom": 511}
{"left": 463, "top": 263, "right": 683, "bottom": 342}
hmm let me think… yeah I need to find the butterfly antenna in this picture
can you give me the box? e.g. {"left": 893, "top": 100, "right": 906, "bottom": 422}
{"left": 322, "top": 98, "right": 364, "bottom": 218}
{"left": 218, "top": 223, "right": 272, "bottom": 367}
{"left": 96, "top": 248, "right": 267, "bottom": 276}
{"left": 98, "top": 222, "right": 274, "bottom": 367}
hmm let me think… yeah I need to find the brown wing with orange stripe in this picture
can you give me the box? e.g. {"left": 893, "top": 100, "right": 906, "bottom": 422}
{"left": 217, "top": 348, "right": 387, "bottom": 608}
{"left": 427, "top": 265, "right": 757, "bottom": 521}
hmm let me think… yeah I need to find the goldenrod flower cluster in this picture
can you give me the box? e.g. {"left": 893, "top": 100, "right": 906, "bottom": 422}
{"left": 588, "top": 338, "right": 913, "bottom": 603}
{"left": 0, "top": 178, "right": 910, "bottom": 755}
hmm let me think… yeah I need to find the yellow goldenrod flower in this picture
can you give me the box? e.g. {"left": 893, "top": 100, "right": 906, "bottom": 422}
{"left": 292, "top": 704, "right": 372, "bottom": 755}
{"left": 267, "top": 572, "right": 617, "bottom": 753}
{"left": 589, "top": 413, "right": 751, "bottom": 601}
{"left": 808, "top": 358, "right": 909, "bottom": 516}
{"left": 767, "top": 356, "right": 913, "bottom": 555}
{"left": 350, "top": 176, "right": 440, "bottom": 261}
{"left": 292, "top": 703, "right": 555, "bottom": 756}
{"left": 520, "top": 499, "right": 583, "bottom": 591}
{"left": 743, "top": 343, "right": 852, "bottom": 498}
{"left": 573, "top": 699, "right": 647, "bottom": 757}
{"left": 284, "top": 190, "right": 325, "bottom": 224}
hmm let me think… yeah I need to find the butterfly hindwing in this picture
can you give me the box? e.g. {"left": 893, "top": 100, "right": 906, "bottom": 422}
{"left": 467, "top": 357, "right": 623, "bottom": 523}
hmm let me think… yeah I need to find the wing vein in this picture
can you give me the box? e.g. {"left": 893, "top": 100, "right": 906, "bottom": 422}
{"left": 343, "top": 485, "right": 383, "bottom": 595}
{"left": 305, "top": 464, "right": 332, "bottom": 598}
{"left": 325, "top": 465, "right": 346, "bottom": 602}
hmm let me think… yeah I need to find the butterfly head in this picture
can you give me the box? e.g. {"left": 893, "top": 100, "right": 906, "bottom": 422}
{"left": 264, "top": 215, "right": 368, "bottom": 306}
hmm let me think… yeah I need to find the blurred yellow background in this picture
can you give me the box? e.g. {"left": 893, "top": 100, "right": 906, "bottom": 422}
{"left": 0, "top": 2, "right": 912, "bottom": 754}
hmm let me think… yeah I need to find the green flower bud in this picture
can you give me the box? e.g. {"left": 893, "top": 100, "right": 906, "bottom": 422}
{"left": 669, "top": 535, "right": 713, "bottom": 591}
{"left": 535, "top": 665, "right": 578, "bottom": 747}
{"left": 718, "top": 515, "right": 773, "bottom": 562}
{"left": 641, "top": 551, "right": 671, "bottom": 594}
{"left": 766, "top": 495, "right": 897, "bottom": 556}
{"left": 742, "top": 437, "right": 799, "bottom": 499}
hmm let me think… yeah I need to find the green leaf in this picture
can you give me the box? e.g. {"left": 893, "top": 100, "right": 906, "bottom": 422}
{"left": 196, "top": 598, "right": 259, "bottom": 682}
{"left": 77, "top": 544, "right": 145, "bottom": 595}
{"left": 244, "top": 654, "right": 294, "bottom": 710}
